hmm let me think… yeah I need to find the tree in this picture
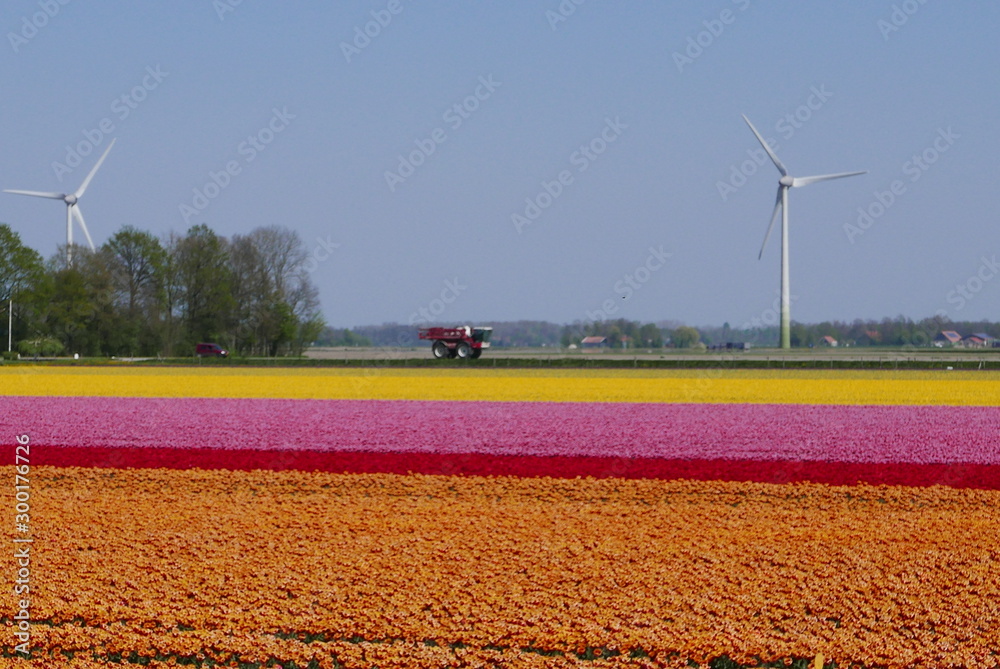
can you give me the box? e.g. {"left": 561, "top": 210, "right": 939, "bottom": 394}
{"left": 104, "top": 226, "right": 166, "bottom": 355}
{"left": 159, "top": 232, "right": 185, "bottom": 356}
{"left": 228, "top": 232, "right": 271, "bottom": 354}
{"left": 292, "top": 312, "right": 326, "bottom": 355}
{"left": 671, "top": 326, "right": 700, "bottom": 348}
{"left": 38, "top": 247, "right": 115, "bottom": 356}
{"left": 789, "top": 323, "right": 811, "bottom": 348}
{"left": 316, "top": 326, "right": 371, "bottom": 347}
{"left": 638, "top": 323, "right": 663, "bottom": 348}
{"left": 228, "top": 226, "right": 321, "bottom": 356}
{"left": 104, "top": 226, "right": 165, "bottom": 317}
{"left": 0, "top": 224, "right": 44, "bottom": 303}
{"left": 0, "top": 224, "right": 44, "bottom": 348}
{"left": 176, "top": 224, "right": 234, "bottom": 349}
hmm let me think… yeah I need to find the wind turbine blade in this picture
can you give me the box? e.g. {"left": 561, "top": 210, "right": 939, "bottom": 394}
{"left": 791, "top": 171, "right": 867, "bottom": 188}
{"left": 72, "top": 205, "right": 96, "bottom": 250}
{"left": 758, "top": 186, "right": 783, "bottom": 260}
{"left": 3, "top": 189, "right": 65, "bottom": 200}
{"left": 742, "top": 114, "right": 787, "bottom": 176}
{"left": 74, "top": 138, "right": 116, "bottom": 199}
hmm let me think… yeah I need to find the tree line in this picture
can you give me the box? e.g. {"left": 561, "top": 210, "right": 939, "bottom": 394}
{"left": 333, "top": 316, "right": 1000, "bottom": 350}
{"left": 0, "top": 223, "right": 324, "bottom": 358}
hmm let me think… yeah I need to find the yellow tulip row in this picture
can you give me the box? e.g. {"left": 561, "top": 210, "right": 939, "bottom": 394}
{"left": 2, "top": 366, "right": 998, "bottom": 405}
{"left": 4, "top": 466, "right": 997, "bottom": 668}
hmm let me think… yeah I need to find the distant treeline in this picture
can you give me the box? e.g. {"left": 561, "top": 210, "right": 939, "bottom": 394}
{"left": 322, "top": 317, "right": 1000, "bottom": 349}
{"left": 0, "top": 223, "right": 324, "bottom": 358}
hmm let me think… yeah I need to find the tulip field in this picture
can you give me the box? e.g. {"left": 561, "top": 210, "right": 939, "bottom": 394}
{"left": 2, "top": 367, "right": 1000, "bottom": 668}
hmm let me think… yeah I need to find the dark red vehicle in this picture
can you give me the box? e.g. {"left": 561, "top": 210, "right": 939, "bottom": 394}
{"left": 195, "top": 342, "right": 229, "bottom": 358}
{"left": 418, "top": 326, "right": 493, "bottom": 359}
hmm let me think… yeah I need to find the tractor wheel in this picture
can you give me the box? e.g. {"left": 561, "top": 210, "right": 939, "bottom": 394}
{"left": 432, "top": 341, "right": 449, "bottom": 359}
{"left": 471, "top": 349, "right": 482, "bottom": 359}
{"left": 455, "top": 342, "right": 472, "bottom": 359}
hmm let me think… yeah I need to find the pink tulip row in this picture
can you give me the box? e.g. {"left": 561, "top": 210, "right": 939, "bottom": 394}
{"left": 6, "top": 396, "right": 1000, "bottom": 466}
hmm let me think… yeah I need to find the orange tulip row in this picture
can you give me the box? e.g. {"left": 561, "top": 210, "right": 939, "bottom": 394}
{"left": 3, "top": 466, "right": 998, "bottom": 669}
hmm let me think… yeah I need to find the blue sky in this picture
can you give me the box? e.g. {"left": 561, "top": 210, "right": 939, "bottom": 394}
{"left": 2, "top": 1, "right": 997, "bottom": 328}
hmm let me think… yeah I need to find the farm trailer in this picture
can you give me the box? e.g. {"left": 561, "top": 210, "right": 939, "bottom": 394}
{"left": 418, "top": 326, "right": 493, "bottom": 359}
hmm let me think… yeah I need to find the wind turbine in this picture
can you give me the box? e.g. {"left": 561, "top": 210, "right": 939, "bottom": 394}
{"left": 742, "top": 115, "right": 865, "bottom": 349}
{"left": 4, "top": 138, "right": 116, "bottom": 267}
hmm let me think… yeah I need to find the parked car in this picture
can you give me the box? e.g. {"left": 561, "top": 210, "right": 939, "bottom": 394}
{"left": 195, "top": 342, "right": 229, "bottom": 358}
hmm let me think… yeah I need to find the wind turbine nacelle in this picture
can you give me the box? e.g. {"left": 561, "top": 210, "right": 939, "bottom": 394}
{"left": 64, "top": 194, "right": 78, "bottom": 205}
{"left": 779, "top": 175, "right": 795, "bottom": 188}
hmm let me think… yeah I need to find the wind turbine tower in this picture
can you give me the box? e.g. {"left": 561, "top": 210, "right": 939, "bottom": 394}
{"left": 742, "top": 115, "right": 865, "bottom": 349}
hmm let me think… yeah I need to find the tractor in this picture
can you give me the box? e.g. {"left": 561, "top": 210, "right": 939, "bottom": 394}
{"left": 418, "top": 326, "right": 493, "bottom": 359}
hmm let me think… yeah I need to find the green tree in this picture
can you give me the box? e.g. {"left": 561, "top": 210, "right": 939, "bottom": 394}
{"left": 638, "top": 323, "right": 663, "bottom": 348}
{"left": 0, "top": 224, "right": 44, "bottom": 303}
{"left": 671, "top": 325, "right": 700, "bottom": 349}
{"left": 789, "top": 323, "right": 811, "bottom": 348}
{"left": 42, "top": 262, "right": 100, "bottom": 355}
{"left": 158, "top": 232, "right": 185, "bottom": 356}
{"left": 176, "top": 224, "right": 234, "bottom": 350}
{"left": 104, "top": 226, "right": 166, "bottom": 355}
{"left": 228, "top": 226, "right": 321, "bottom": 356}
{"left": 0, "top": 224, "right": 45, "bottom": 348}
{"left": 105, "top": 227, "right": 165, "bottom": 316}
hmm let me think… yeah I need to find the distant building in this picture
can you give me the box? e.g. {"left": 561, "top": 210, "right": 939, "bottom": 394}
{"left": 962, "top": 334, "right": 988, "bottom": 348}
{"left": 581, "top": 336, "right": 607, "bottom": 350}
{"left": 972, "top": 333, "right": 997, "bottom": 348}
{"left": 934, "top": 331, "right": 962, "bottom": 347}
{"left": 819, "top": 335, "right": 838, "bottom": 347}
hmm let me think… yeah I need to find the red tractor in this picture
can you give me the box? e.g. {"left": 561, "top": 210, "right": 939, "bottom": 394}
{"left": 418, "top": 326, "right": 493, "bottom": 359}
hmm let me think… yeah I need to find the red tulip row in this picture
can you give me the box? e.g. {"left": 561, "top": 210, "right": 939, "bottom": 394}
{"left": 29, "top": 444, "right": 1000, "bottom": 489}
{"left": 8, "top": 396, "right": 1000, "bottom": 488}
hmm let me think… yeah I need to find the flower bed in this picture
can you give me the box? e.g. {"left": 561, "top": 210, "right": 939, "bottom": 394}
{"left": 7, "top": 396, "right": 1000, "bottom": 488}
{"left": 3, "top": 367, "right": 998, "bottom": 668}
{"left": 4, "top": 468, "right": 999, "bottom": 669}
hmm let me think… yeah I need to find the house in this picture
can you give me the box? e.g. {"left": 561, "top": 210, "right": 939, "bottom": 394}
{"left": 962, "top": 334, "right": 988, "bottom": 349}
{"left": 972, "top": 333, "right": 996, "bottom": 348}
{"left": 934, "top": 331, "right": 962, "bottom": 347}
{"left": 580, "top": 336, "right": 607, "bottom": 350}
{"left": 818, "top": 335, "right": 838, "bottom": 347}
